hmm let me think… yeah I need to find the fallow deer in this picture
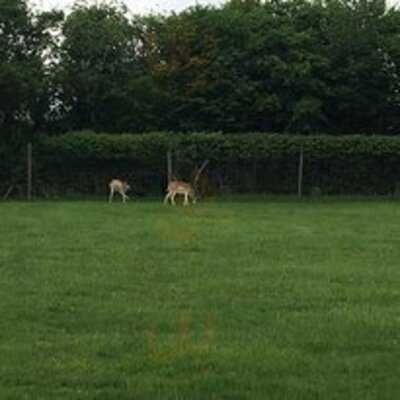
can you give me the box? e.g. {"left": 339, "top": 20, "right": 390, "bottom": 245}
{"left": 164, "top": 180, "right": 196, "bottom": 206}
{"left": 164, "top": 160, "right": 209, "bottom": 206}
{"left": 109, "top": 179, "right": 130, "bottom": 203}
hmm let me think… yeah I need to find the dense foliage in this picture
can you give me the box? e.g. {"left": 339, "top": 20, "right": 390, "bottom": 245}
{"left": 20, "top": 131, "right": 400, "bottom": 196}
{"left": 1, "top": 0, "right": 400, "bottom": 137}
{"left": 38, "top": 131, "right": 400, "bottom": 160}
{"left": 2, "top": 0, "right": 400, "bottom": 196}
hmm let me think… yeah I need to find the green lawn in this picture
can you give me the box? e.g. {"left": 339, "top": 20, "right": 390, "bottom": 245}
{"left": 0, "top": 199, "right": 399, "bottom": 399}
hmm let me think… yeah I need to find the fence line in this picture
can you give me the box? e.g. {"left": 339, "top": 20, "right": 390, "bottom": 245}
{"left": 2, "top": 140, "right": 400, "bottom": 199}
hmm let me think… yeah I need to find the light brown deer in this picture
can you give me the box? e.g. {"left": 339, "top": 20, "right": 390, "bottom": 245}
{"left": 164, "top": 160, "right": 209, "bottom": 206}
{"left": 109, "top": 179, "right": 130, "bottom": 203}
{"left": 164, "top": 181, "right": 196, "bottom": 206}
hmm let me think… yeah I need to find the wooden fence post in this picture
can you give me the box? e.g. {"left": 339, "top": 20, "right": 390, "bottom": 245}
{"left": 297, "top": 145, "right": 304, "bottom": 198}
{"left": 27, "top": 142, "right": 32, "bottom": 201}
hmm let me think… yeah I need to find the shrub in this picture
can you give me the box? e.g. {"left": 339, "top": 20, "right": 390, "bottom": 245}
{"left": 2, "top": 131, "right": 400, "bottom": 196}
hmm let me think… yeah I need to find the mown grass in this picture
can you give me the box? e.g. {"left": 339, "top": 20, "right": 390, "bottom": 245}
{"left": 0, "top": 199, "right": 399, "bottom": 399}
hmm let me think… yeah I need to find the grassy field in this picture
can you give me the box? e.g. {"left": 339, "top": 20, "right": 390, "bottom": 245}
{"left": 0, "top": 198, "right": 399, "bottom": 399}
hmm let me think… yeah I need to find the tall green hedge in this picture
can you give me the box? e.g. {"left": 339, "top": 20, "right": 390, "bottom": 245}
{"left": 38, "top": 131, "right": 400, "bottom": 160}
{"left": 4, "top": 132, "right": 400, "bottom": 197}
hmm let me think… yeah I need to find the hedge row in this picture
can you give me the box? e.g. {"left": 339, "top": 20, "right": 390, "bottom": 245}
{"left": 37, "top": 131, "right": 400, "bottom": 162}
{"left": 4, "top": 131, "right": 400, "bottom": 196}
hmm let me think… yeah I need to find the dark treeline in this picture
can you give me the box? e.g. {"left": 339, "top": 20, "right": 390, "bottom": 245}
{"left": 1, "top": 0, "right": 400, "bottom": 140}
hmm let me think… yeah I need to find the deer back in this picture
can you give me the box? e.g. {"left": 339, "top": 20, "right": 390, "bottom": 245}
{"left": 110, "top": 179, "right": 129, "bottom": 191}
{"left": 167, "top": 180, "right": 193, "bottom": 192}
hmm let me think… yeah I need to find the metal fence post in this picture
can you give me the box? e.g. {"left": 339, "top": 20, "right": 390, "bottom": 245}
{"left": 27, "top": 142, "right": 33, "bottom": 201}
{"left": 298, "top": 145, "right": 304, "bottom": 198}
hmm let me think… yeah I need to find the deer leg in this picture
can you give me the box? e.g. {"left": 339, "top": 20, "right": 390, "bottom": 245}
{"left": 120, "top": 190, "right": 130, "bottom": 203}
{"left": 164, "top": 192, "right": 171, "bottom": 205}
{"left": 171, "top": 192, "right": 177, "bottom": 206}
{"left": 184, "top": 192, "right": 189, "bottom": 206}
{"left": 109, "top": 188, "right": 114, "bottom": 203}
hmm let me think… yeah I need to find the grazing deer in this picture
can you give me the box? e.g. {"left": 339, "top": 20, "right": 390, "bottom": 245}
{"left": 164, "top": 181, "right": 196, "bottom": 206}
{"left": 109, "top": 179, "right": 130, "bottom": 203}
{"left": 164, "top": 160, "right": 209, "bottom": 206}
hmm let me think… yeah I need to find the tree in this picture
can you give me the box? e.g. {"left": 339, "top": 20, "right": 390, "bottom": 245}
{"left": 137, "top": 0, "right": 400, "bottom": 134}
{"left": 52, "top": 1, "right": 160, "bottom": 132}
{"left": 317, "top": 0, "right": 400, "bottom": 134}
{"left": 138, "top": 1, "right": 330, "bottom": 132}
{"left": 0, "top": 0, "right": 61, "bottom": 139}
{"left": 3, "top": 0, "right": 399, "bottom": 135}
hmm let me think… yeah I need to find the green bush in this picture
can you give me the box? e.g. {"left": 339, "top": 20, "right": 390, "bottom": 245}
{"left": 3, "top": 131, "right": 400, "bottom": 197}
{"left": 37, "top": 131, "right": 400, "bottom": 160}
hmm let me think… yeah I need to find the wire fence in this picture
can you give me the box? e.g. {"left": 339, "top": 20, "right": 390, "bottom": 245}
{"left": 2, "top": 142, "right": 400, "bottom": 201}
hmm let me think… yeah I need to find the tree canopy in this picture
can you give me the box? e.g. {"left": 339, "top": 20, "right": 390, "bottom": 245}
{"left": 1, "top": 0, "right": 400, "bottom": 136}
